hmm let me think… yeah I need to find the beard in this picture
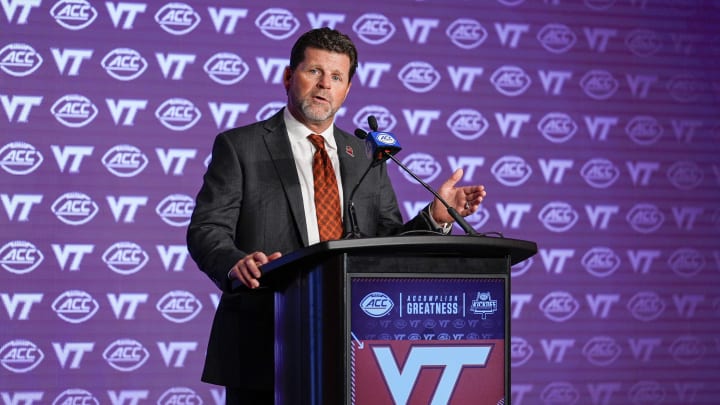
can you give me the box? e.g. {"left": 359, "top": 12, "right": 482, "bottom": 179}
{"left": 294, "top": 93, "right": 335, "bottom": 123}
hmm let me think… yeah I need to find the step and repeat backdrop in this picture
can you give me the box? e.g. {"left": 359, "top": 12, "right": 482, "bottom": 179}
{"left": 2, "top": 0, "right": 719, "bottom": 404}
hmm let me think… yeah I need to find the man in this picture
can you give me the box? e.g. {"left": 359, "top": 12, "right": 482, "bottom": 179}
{"left": 186, "top": 27, "right": 485, "bottom": 404}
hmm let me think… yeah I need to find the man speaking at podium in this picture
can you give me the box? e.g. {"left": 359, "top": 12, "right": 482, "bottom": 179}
{"left": 187, "top": 27, "right": 486, "bottom": 405}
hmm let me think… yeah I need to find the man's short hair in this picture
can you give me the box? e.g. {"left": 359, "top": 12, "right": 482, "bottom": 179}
{"left": 289, "top": 27, "right": 359, "bottom": 81}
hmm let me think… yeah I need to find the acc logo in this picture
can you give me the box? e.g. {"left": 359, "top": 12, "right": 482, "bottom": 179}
{"left": 156, "top": 194, "right": 194, "bottom": 226}
{"left": 102, "top": 242, "right": 149, "bottom": 275}
{"left": 256, "top": 101, "right": 285, "bottom": 121}
{"left": 510, "top": 336, "right": 533, "bottom": 366}
{"left": 511, "top": 256, "right": 532, "bottom": 277}
{"left": 445, "top": 18, "right": 487, "bottom": 50}
{"left": 50, "top": 0, "right": 98, "bottom": 30}
{"left": 667, "top": 161, "right": 703, "bottom": 190}
{"left": 103, "top": 339, "right": 149, "bottom": 372}
{"left": 102, "top": 144, "right": 148, "bottom": 177}
{"left": 158, "top": 387, "right": 202, "bottom": 405}
{"left": 491, "top": 155, "right": 532, "bottom": 187}
{"left": 397, "top": 61, "right": 441, "bottom": 93}
{"left": 446, "top": 109, "right": 489, "bottom": 140}
{"left": 155, "top": 98, "right": 202, "bottom": 131}
{"left": 625, "top": 29, "right": 662, "bottom": 57}
{"left": 51, "top": 290, "right": 99, "bottom": 324}
{"left": 539, "top": 291, "right": 579, "bottom": 322}
{"left": 0, "top": 141, "right": 43, "bottom": 175}
{"left": 540, "top": 382, "right": 579, "bottom": 405}
{"left": 0, "top": 43, "right": 43, "bottom": 77}
{"left": 400, "top": 153, "right": 442, "bottom": 184}
{"left": 204, "top": 52, "right": 250, "bottom": 85}
{"left": 667, "top": 74, "right": 702, "bottom": 103}
{"left": 255, "top": 8, "right": 299, "bottom": 40}
{"left": 668, "top": 248, "right": 705, "bottom": 278}
{"left": 353, "top": 13, "right": 395, "bottom": 45}
{"left": 581, "top": 247, "right": 620, "bottom": 278}
{"left": 51, "top": 94, "right": 98, "bottom": 128}
{"left": 536, "top": 23, "right": 576, "bottom": 54}
{"left": 0, "top": 241, "right": 44, "bottom": 275}
{"left": 490, "top": 65, "right": 531, "bottom": 97}
{"left": 101, "top": 48, "right": 148, "bottom": 81}
{"left": 582, "top": 336, "right": 621, "bottom": 366}
{"left": 538, "top": 201, "right": 578, "bottom": 233}
{"left": 669, "top": 335, "right": 706, "bottom": 365}
{"left": 155, "top": 3, "right": 201, "bottom": 35}
{"left": 156, "top": 290, "right": 203, "bottom": 323}
{"left": 53, "top": 389, "right": 100, "bottom": 405}
{"left": 630, "top": 381, "right": 665, "bottom": 404}
{"left": 353, "top": 105, "right": 397, "bottom": 132}
{"left": 464, "top": 206, "right": 490, "bottom": 231}
{"left": 537, "top": 112, "right": 577, "bottom": 143}
{"left": 625, "top": 115, "right": 663, "bottom": 145}
{"left": 580, "top": 158, "right": 619, "bottom": 188}
{"left": 627, "top": 291, "right": 665, "bottom": 321}
{"left": 359, "top": 292, "right": 394, "bottom": 317}
{"left": 626, "top": 203, "right": 664, "bottom": 233}
{"left": 51, "top": 192, "right": 99, "bottom": 225}
{"left": 0, "top": 339, "right": 44, "bottom": 373}
{"left": 580, "top": 70, "right": 618, "bottom": 100}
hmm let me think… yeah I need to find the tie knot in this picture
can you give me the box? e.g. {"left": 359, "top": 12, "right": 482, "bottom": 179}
{"left": 307, "top": 134, "right": 326, "bottom": 151}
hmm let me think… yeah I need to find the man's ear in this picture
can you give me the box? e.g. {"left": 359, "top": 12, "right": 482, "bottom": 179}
{"left": 282, "top": 66, "right": 292, "bottom": 92}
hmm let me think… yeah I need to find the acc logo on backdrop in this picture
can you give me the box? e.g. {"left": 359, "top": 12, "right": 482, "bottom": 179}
{"left": 581, "top": 247, "right": 620, "bottom": 278}
{"left": 352, "top": 13, "right": 395, "bottom": 45}
{"left": 491, "top": 155, "right": 532, "bottom": 186}
{"left": 580, "top": 70, "right": 619, "bottom": 100}
{"left": 668, "top": 248, "right": 705, "bottom": 278}
{"left": 538, "top": 201, "right": 579, "bottom": 232}
{"left": 463, "top": 206, "right": 490, "bottom": 231}
{"left": 0, "top": 339, "right": 44, "bottom": 373}
{"left": 537, "top": 112, "right": 577, "bottom": 143}
{"left": 0, "top": 141, "right": 43, "bottom": 175}
{"left": 582, "top": 336, "right": 622, "bottom": 366}
{"left": 353, "top": 105, "right": 397, "bottom": 132}
{"left": 156, "top": 290, "right": 203, "bottom": 323}
{"left": 627, "top": 291, "right": 665, "bottom": 321}
{"left": 102, "top": 144, "right": 148, "bottom": 177}
{"left": 510, "top": 336, "right": 533, "bottom": 367}
{"left": 103, "top": 339, "right": 150, "bottom": 372}
{"left": 51, "top": 94, "right": 98, "bottom": 128}
{"left": 50, "top": 0, "right": 98, "bottom": 30}
{"left": 256, "top": 101, "right": 285, "bottom": 122}
{"left": 359, "top": 292, "right": 394, "bottom": 317}
{"left": 155, "top": 98, "right": 202, "bottom": 131}
{"left": 204, "top": 52, "right": 250, "bottom": 85}
{"left": 666, "top": 161, "right": 703, "bottom": 190}
{"left": 397, "top": 61, "right": 441, "bottom": 93}
{"left": 625, "top": 115, "right": 663, "bottom": 145}
{"left": 158, "top": 387, "right": 202, "bottom": 405}
{"left": 51, "top": 290, "right": 100, "bottom": 323}
{"left": 255, "top": 8, "right": 299, "bottom": 40}
{"left": 51, "top": 192, "right": 99, "bottom": 225}
{"left": 539, "top": 291, "right": 579, "bottom": 322}
{"left": 445, "top": 18, "right": 487, "bottom": 50}
{"left": 580, "top": 158, "right": 620, "bottom": 188}
{"left": 53, "top": 389, "right": 100, "bottom": 405}
{"left": 625, "top": 29, "right": 662, "bottom": 57}
{"left": 399, "top": 153, "right": 442, "bottom": 184}
{"left": 446, "top": 109, "right": 489, "bottom": 140}
{"left": 541, "top": 382, "right": 580, "bottom": 405}
{"left": 0, "top": 43, "right": 43, "bottom": 77}
{"left": 630, "top": 381, "right": 665, "bottom": 404}
{"left": 155, "top": 3, "right": 201, "bottom": 35}
{"left": 667, "top": 73, "right": 702, "bottom": 103}
{"left": 0, "top": 240, "right": 44, "bottom": 275}
{"left": 156, "top": 194, "right": 195, "bottom": 226}
{"left": 490, "top": 65, "right": 531, "bottom": 96}
{"left": 101, "top": 48, "right": 148, "bottom": 81}
{"left": 626, "top": 203, "right": 664, "bottom": 233}
{"left": 102, "top": 242, "right": 149, "bottom": 275}
{"left": 536, "top": 23, "right": 576, "bottom": 54}
{"left": 669, "top": 335, "right": 706, "bottom": 365}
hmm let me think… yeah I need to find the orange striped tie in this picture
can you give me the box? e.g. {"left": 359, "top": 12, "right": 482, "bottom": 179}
{"left": 307, "top": 134, "right": 343, "bottom": 241}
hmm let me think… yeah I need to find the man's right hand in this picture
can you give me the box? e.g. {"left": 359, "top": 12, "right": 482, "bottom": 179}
{"left": 230, "top": 251, "right": 283, "bottom": 289}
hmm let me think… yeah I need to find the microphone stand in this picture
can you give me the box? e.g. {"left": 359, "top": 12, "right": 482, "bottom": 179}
{"left": 343, "top": 162, "right": 374, "bottom": 239}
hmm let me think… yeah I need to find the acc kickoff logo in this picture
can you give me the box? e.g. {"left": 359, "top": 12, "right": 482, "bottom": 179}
{"left": 155, "top": 3, "right": 201, "bottom": 35}
{"left": 101, "top": 48, "right": 148, "bottom": 81}
{"left": 51, "top": 290, "right": 100, "bottom": 323}
{"left": 469, "top": 292, "right": 497, "bottom": 319}
{"left": 353, "top": 13, "right": 396, "bottom": 45}
{"left": 155, "top": 98, "right": 202, "bottom": 131}
{"left": 51, "top": 94, "right": 98, "bottom": 128}
{"left": 255, "top": 8, "right": 299, "bottom": 40}
{"left": 102, "top": 242, "right": 149, "bottom": 275}
{"left": 102, "top": 144, "right": 149, "bottom": 177}
{"left": 0, "top": 142, "right": 43, "bottom": 175}
{"left": 446, "top": 18, "right": 487, "bottom": 50}
{"left": 398, "top": 61, "right": 441, "bottom": 93}
{"left": 50, "top": 0, "right": 98, "bottom": 30}
{"left": 51, "top": 192, "right": 99, "bottom": 225}
{"left": 359, "top": 292, "right": 394, "bottom": 317}
{"left": 156, "top": 290, "right": 203, "bottom": 323}
{"left": 204, "top": 52, "right": 250, "bottom": 85}
{"left": 103, "top": 339, "right": 149, "bottom": 372}
{"left": 447, "top": 109, "right": 489, "bottom": 140}
{"left": 0, "top": 43, "right": 43, "bottom": 77}
{"left": 0, "top": 240, "right": 44, "bottom": 275}
{"left": 0, "top": 339, "right": 44, "bottom": 373}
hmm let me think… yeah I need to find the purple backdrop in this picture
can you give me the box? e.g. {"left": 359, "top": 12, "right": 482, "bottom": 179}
{"left": 2, "top": 0, "right": 719, "bottom": 404}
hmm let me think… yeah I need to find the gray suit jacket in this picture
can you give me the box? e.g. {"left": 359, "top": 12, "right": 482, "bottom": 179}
{"left": 187, "top": 109, "right": 438, "bottom": 389}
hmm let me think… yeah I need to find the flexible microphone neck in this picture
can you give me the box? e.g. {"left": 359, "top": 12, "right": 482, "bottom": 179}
{"left": 344, "top": 162, "right": 374, "bottom": 239}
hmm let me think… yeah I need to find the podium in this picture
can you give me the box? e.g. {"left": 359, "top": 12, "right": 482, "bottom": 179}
{"left": 257, "top": 235, "right": 537, "bottom": 405}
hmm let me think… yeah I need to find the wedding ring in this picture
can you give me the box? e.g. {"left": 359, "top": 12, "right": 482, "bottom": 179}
{"left": 464, "top": 202, "right": 470, "bottom": 209}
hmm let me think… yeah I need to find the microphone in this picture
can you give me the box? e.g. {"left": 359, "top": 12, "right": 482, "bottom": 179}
{"left": 359, "top": 115, "right": 479, "bottom": 236}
